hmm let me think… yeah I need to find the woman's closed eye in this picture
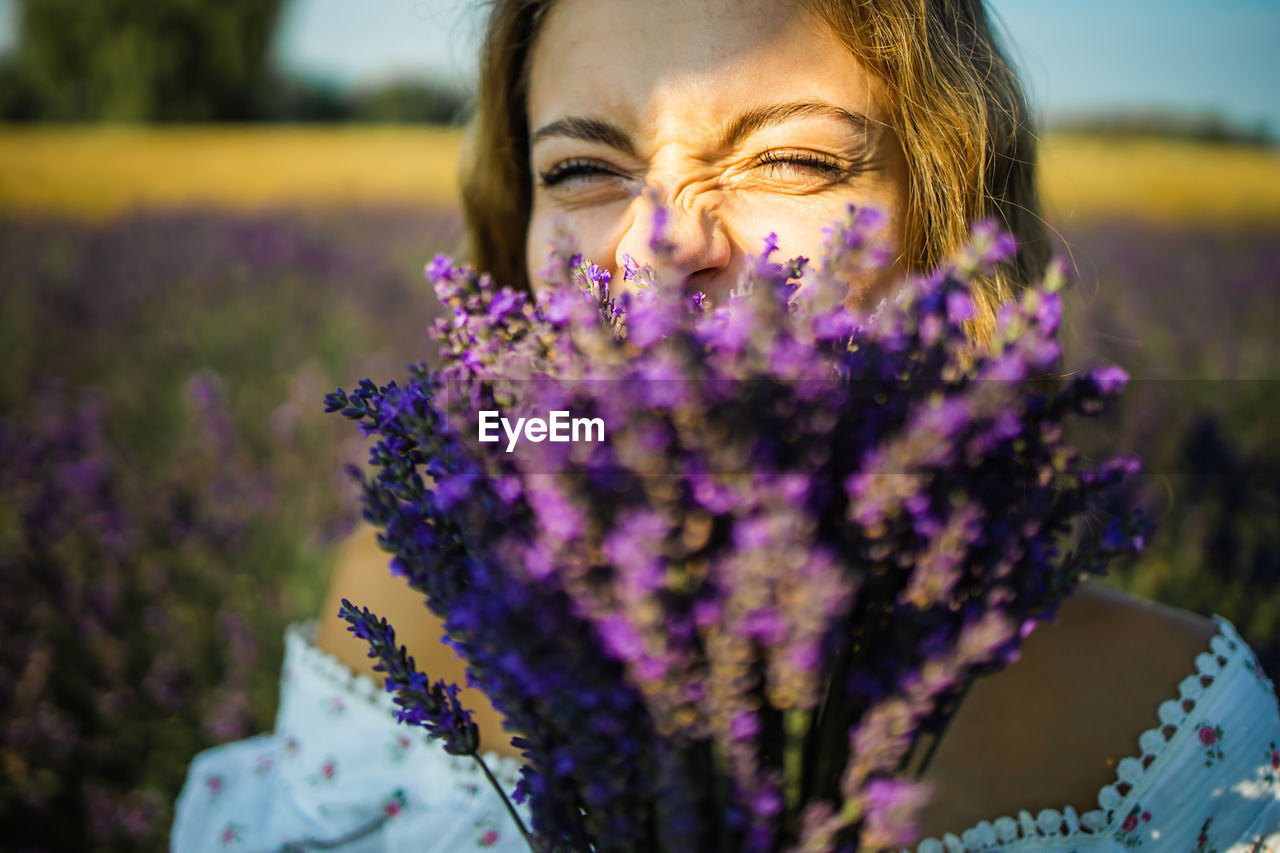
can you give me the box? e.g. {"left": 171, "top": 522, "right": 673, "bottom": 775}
{"left": 752, "top": 149, "right": 848, "bottom": 180}
{"left": 537, "top": 158, "right": 629, "bottom": 189}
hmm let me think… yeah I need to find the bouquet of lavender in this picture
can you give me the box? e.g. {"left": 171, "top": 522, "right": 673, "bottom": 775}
{"left": 325, "top": 204, "right": 1148, "bottom": 852}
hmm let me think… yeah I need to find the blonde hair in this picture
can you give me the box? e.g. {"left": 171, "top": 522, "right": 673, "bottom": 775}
{"left": 459, "top": 0, "right": 1048, "bottom": 343}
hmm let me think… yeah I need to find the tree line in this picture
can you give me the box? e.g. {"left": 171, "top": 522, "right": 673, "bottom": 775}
{"left": 0, "top": 0, "right": 469, "bottom": 124}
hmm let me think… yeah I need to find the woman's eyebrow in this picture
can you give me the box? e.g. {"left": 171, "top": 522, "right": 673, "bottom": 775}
{"left": 530, "top": 117, "right": 636, "bottom": 154}
{"left": 717, "top": 101, "right": 871, "bottom": 149}
{"left": 529, "top": 101, "right": 872, "bottom": 154}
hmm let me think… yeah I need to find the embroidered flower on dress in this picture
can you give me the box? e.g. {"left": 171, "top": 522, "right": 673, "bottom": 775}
{"left": 383, "top": 788, "right": 408, "bottom": 817}
{"left": 327, "top": 695, "right": 347, "bottom": 715}
{"left": 1265, "top": 741, "right": 1279, "bottom": 786}
{"left": 388, "top": 734, "right": 413, "bottom": 764}
{"left": 205, "top": 774, "right": 223, "bottom": 796}
{"left": 1197, "top": 722, "right": 1226, "bottom": 767}
{"left": 308, "top": 757, "right": 338, "bottom": 785}
{"left": 1193, "top": 816, "right": 1219, "bottom": 853}
{"left": 219, "top": 822, "right": 242, "bottom": 847}
{"left": 1114, "top": 803, "right": 1150, "bottom": 847}
{"left": 253, "top": 753, "right": 274, "bottom": 775}
{"left": 474, "top": 815, "right": 500, "bottom": 847}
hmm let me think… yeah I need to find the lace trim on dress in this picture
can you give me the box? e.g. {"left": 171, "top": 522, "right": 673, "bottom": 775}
{"left": 284, "top": 620, "right": 526, "bottom": 789}
{"left": 910, "top": 614, "right": 1256, "bottom": 853}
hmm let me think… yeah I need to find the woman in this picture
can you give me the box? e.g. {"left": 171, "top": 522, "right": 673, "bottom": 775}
{"left": 173, "top": 0, "right": 1280, "bottom": 850}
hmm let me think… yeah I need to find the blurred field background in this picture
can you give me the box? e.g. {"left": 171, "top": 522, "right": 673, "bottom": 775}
{"left": 1, "top": 0, "right": 1278, "bottom": 850}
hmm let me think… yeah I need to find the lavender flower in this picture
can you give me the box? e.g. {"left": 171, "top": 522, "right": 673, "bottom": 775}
{"left": 331, "top": 202, "right": 1150, "bottom": 851}
{"left": 339, "top": 599, "right": 481, "bottom": 755}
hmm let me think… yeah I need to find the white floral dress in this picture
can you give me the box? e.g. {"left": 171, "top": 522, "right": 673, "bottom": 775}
{"left": 172, "top": 616, "right": 1280, "bottom": 852}
{"left": 171, "top": 621, "right": 530, "bottom": 852}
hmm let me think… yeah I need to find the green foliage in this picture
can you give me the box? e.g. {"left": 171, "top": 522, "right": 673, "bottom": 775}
{"left": 262, "top": 74, "right": 473, "bottom": 125}
{"left": 11, "top": 0, "right": 283, "bottom": 121}
{"left": 2, "top": 0, "right": 472, "bottom": 125}
{"left": 1049, "top": 109, "right": 1275, "bottom": 147}
{"left": 349, "top": 77, "right": 470, "bottom": 125}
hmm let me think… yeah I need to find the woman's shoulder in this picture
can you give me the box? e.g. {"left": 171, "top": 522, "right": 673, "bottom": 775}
{"left": 916, "top": 581, "right": 1274, "bottom": 840}
{"left": 915, "top": 581, "right": 1225, "bottom": 838}
{"left": 1038, "top": 580, "right": 1221, "bottom": 712}
{"left": 1011, "top": 581, "right": 1223, "bottom": 789}
{"left": 314, "top": 524, "right": 525, "bottom": 761}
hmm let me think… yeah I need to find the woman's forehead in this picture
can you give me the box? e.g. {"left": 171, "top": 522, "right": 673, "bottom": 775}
{"left": 527, "top": 0, "right": 890, "bottom": 138}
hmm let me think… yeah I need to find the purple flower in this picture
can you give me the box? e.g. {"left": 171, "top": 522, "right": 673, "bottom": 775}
{"left": 425, "top": 253, "right": 458, "bottom": 283}
{"left": 1034, "top": 290, "right": 1062, "bottom": 334}
{"left": 598, "top": 614, "right": 644, "bottom": 662}
{"left": 752, "top": 788, "right": 782, "bottom": 817}
{"left": 649, "top": 203, "right": 672, "bottom": 254}
{"left": 740, "top": 607, "right": 787, "bottom": 645}
{"left": 338, "top": 599, "right": 480, "bottom": 757}
{"left": 854, "top": 205, "right": 887, "bottom": 232}
{"left": 486, "top": 289, "right": 521, "bottom": 323}
{"left": 969, "top": 219, "right": 1019, "bottom": 268}
{"left": 946, "top": 289, "right": 976, "bottom": 323}
{"left": 860, "top": 778, "right": 931, "bottom": 848}
{"left": 1091, "top": 364, "right": 1130, "bottom": 394}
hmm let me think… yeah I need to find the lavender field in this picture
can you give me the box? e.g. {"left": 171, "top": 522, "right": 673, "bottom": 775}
{"left": 0, "top": 207, "right": 458, "bottom": 850}
{"left": 1, "top": 206, "right": 1277, "bottom": 850}
{"left": 1053, "top": 222, "right": 1280, "bottom": 671}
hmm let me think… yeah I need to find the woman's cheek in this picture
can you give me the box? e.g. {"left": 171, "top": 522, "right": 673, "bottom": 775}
{"left": 527, "top": 209, "right": 623, "bottom": 288}
{"left": 573, "top": 216, "right": 624, "bottom": 271}
{"left": 728, "top": 198, "right": 844, "bottom": 263}
{"left": 525, "top": 203, "right": 547, "bottom": 283}
{"left": 727, "top": 196, "right": 905, "bottom": 310}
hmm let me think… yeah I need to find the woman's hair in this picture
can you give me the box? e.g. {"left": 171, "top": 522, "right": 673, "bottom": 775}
{"left": 459, "top": 0, "right": 1048, "bottom": 342}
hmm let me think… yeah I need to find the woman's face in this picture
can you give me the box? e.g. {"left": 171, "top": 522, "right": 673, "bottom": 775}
{"left": 524, "top": 0, "right": 911, "bottom": 308}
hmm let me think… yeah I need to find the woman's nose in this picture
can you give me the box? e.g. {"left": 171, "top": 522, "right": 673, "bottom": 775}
{"left": 613, "top": 187, "right": 732, "bottom": 295}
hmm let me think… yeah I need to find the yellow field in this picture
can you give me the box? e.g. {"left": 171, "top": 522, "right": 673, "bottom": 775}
{"left": 1038, "top": 134, "right": 1280, "bottom": 225}
{"left": 2, "top": 126, "right": 1278, "bottom": 223}
{"left": 0, "top": 126, "right": 465, "bottom": 218}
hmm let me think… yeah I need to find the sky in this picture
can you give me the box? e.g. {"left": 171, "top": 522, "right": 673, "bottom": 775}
{"left": 0, "top": 0, "right": 1276, "bottom": 133}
